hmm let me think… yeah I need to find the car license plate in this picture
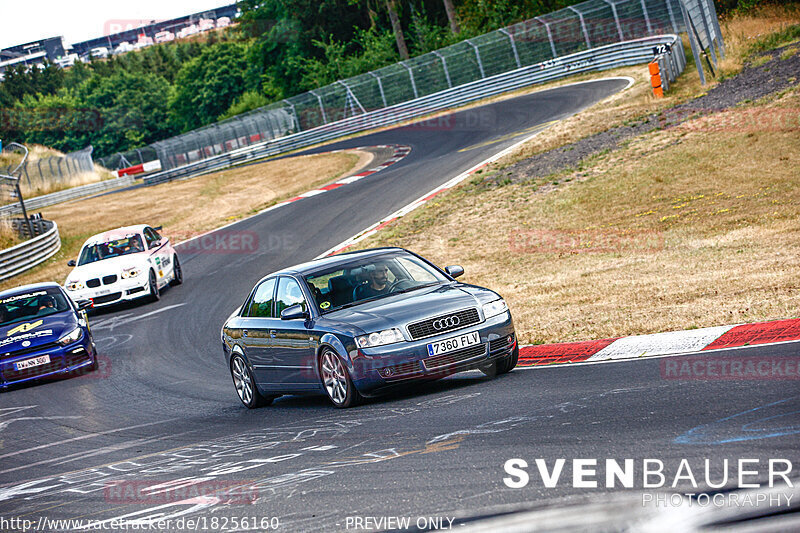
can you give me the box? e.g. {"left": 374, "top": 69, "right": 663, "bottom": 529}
{"left": 427, "top": 331, "right": 481, "bottom": 356}
{"left": 15, "top": 354, "right": 50, "bottom": 371}
{"left": 94, "top": 289, "right": 110, "bottom": 296}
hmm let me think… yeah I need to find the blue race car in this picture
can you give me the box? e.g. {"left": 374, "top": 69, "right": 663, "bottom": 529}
{"left": 0, "top": 283, "right": 96, "bottom": 390}
{"left": 222, "top": 248, "right": 518, "bottom": 408}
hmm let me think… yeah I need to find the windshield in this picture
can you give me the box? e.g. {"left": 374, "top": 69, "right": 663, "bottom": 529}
{"left": 0, "top": 288, "right": 71, "bottom": 327}
{"left": 305, "top": 252, "right": 448, "bottom": 313}
{"left": 78, "top": 235, "right": 145, "bottom": 265}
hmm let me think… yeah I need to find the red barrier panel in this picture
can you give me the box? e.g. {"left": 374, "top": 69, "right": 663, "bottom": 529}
{"left": 118, "top": 164, "right": 144, "bottom": 176}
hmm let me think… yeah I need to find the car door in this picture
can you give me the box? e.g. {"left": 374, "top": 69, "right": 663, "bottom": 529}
{"left": 238, "top": 278, "right": 281, "bottom": 386}
{"left": 271, "top": 276, "right": 316, "bottom": 388}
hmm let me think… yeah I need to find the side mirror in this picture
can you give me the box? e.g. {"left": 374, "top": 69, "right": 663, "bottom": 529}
{"left": 445, "top": 265, "right": 464, "bottom": 279}
{"left": 76, "top": 299, "right": 93, "bottom": 310}
{"left": 68, "top": 260, "right": 76, "bottom": 267}
{"left": 280, "top": 304, "right": 308, "bottom": 320}
{"left": 151, "top": 240, "right": 162, "bottom": 249}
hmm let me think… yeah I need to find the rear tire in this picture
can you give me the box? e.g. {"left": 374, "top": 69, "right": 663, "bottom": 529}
{"left": 320, "top": 348, "right": 362, "bottom": 408}
{"left": 230, "top": 353, "right": 275, "bottom": 408}
{"left": 148, "top": 270, "right": 160, "bottom": 302}
{"left": 170, "top": 255, "right": 183, "bottom": 286}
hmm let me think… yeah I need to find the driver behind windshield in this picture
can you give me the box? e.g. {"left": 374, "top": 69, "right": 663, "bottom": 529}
{"left": 37, "top": 295, "right": 56, "bottom": 313}
{"left": 353, "top": 262, "right": 391, "bottom": 301}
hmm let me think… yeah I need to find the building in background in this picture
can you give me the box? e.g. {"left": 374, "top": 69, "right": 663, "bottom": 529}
{"left": 0, "top": 36, "right": 66, "bottom": 74}
{"left": 0, "top": 3, "right": 239, "bottom": 75}
{"left": 69, "top": 4, "right": 239, "bottom": 59}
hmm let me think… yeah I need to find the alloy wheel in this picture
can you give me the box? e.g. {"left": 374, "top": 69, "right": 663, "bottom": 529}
{"left": 321, "top": 350, "right": 348, "bottom": 405}
{"left": 231, "top": 356, "right": 253, "bottom": 405}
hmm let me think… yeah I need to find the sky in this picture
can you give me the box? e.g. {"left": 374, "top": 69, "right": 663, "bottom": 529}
{"left": 0, "top": 0, "right": 233, "bottom": 50}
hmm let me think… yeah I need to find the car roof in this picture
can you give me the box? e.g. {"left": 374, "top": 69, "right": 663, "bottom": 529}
{"left": 82, "top": 225, "right": 150, "bottom": 246}
{"left": 261, "top": 247, "right": 408, "bottom": 281}
{"left": 0, "top": 282, "right": 63, "bottom": 301}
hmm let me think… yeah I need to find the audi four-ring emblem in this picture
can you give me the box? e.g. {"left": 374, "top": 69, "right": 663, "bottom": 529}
{"left": 432, "top": 315, "right": 461, "bottom": 330}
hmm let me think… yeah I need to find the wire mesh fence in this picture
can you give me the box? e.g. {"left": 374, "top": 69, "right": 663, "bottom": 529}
{"left": 0, "top": 142, "right": 34, "bottom": 243}
{"left": 107, "top": 0, "right": 722, "bottom": 173}
{"left": 0, "top": 145, "right": 96, "bottom": 198}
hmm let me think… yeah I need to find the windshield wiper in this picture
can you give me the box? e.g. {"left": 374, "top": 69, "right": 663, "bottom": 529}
{"left": 324, "top": 293, "right": 388, "bottom": 313}
{"left": 392, "top": 282, "right": 441, "bottom": 295}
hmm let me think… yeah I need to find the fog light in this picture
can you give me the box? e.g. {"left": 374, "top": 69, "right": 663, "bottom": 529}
{"left": 380, "top": 368, "right": 394, "bottom": 377}
{"left": 507, "top": 335, "right": 514, "bottom": 344}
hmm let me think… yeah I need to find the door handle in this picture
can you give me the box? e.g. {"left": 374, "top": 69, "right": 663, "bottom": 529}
{"left": 242, "top": 330, "right": 248, "bottom": 337}
{"left": 270, "top": 330, "right": 277, "bottom": 338}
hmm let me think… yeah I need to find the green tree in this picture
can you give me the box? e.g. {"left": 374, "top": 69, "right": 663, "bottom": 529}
{"left": 86, "top": 71, "right": 175, "bottom": 149}
{"left": 168, "top": 42, "right": 253, "bottom": 132}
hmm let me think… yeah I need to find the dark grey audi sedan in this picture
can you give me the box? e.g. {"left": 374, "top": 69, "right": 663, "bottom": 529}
{"left": 221, "top": 248, "right": 517, "bottom": 408}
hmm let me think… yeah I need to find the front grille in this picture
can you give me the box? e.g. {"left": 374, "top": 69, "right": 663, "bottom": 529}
{"left": 407, "top": 308, "right": 480, "bottom": 340}
{"left": 86, "top": 278, "right": 101, "bottom": 288}
{"left": 3, "top": 359, "right": 62, "bottom": 382}
{"left": 102, "top": 275, "right": 118, "bottom": 285}
{"left": 1, "top": 342, "right": 59, "bottom": 359}
{"left": 489, "top": 333, "right": 515, "bottom": 353}
{"left": 423, "top": 343, "right": 487, "bottom": 371}
{"left": 381, "top": 360, "right": 421, "bottom": 379}
{"left": 93, "top": 292, "right": 121, "bottom": 305}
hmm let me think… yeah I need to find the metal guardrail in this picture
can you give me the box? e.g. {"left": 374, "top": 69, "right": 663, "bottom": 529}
{"left": 145, "top": 35, "right": 686, "bottom": 185}
{"left": 0, "top": 175, "right": 136, "bottom": 216}
{"left": 0, "top": 219, "right": 61, "bottom": 281}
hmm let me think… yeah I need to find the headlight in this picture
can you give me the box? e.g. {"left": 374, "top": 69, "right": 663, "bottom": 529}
{"left": 121, "top": 267, "right": 141, "bottom": 279}
{"left": 482, "top": 299, "right": 508, "bottom": 319}
{"left": 356, "top": 328, "right": 405, "bottom": 348}
{"left": 57, "top": 327, "right": 83, "bottom": 346}
{"left": 66, "top": 280, "right": 84, "bottom": 291}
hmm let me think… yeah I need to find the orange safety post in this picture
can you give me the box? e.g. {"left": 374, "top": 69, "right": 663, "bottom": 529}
{"left": 649, "top": 60, "right": 663, "bottom": 98}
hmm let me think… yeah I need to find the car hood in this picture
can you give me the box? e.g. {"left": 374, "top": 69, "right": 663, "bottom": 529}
{"left": 321, "top": 283, "right": 500, "bottom": 335}
{"left": 66, "top": 253, "right": 151, "bottom": 282}
{"left": 0, "top": 311, "right": 78, "bottom": 353}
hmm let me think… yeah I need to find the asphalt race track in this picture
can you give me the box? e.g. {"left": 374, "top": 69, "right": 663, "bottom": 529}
{"left": 2, "top": 78, "right": 799, "bottom": 531}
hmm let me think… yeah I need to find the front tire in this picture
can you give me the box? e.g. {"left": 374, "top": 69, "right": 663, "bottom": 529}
{"left": 170, "top": 255, "right": 183, "bottom": 286}
{"left": 320, "top": 348, "right": 361, "bottom": 408}
{"left": 148, "top": 270, "right": 160, "bottom": 302}
{"left": 230, "top": 354, "right": 275, "bottom": 408}
{"left": 479, "top": 361, "right": 499, "bottom": 378}
{"left": 497, "top": 345, "right": 519, "bottom": 375}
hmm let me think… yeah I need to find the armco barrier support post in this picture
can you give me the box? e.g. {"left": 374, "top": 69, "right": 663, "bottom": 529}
{"left": 680, "top": 0, "right": 706, "bottom": 84}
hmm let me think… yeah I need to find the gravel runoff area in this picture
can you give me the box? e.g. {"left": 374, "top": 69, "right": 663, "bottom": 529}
{"left": 499, "top": 44, "right": 800, "bottom": 184}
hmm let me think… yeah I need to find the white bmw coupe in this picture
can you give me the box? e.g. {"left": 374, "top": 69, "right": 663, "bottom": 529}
{"left": 64, "top": 225, "right": 182, "bottom": 307}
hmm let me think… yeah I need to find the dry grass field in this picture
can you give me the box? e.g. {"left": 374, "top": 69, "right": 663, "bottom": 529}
{"left": 357, "top": 86, "right": 800, "bottom": 344}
